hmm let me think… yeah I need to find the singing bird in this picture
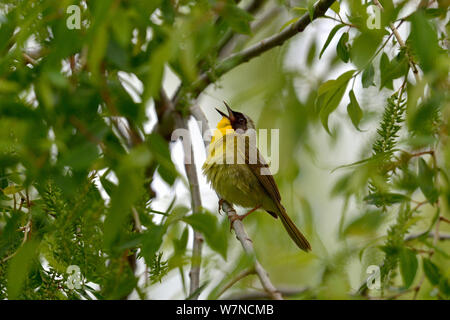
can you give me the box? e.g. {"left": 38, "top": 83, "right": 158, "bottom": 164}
{"left": 202, "top": 102, "right": 311, "bottom": 252}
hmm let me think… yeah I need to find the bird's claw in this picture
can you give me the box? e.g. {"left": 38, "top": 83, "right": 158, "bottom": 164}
{"left": 228, "top": 213, "right": 242, "bottom": 232}
{"left": 218, "top": 199, "right": 225, "bottom": 215}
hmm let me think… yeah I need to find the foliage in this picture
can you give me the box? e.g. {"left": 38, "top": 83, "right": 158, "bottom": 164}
{"left": 0, "top": 0, "right": 449, "bottom": 300}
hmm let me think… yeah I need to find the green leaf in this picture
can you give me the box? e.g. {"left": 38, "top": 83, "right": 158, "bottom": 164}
{"left": 319, "top": 24, "right": 345, "bottom": 59}
{"left": 306, "top": 41, "right": 317, "bottom": 66}
{"left": 307, "top": 0, "right": 315, "bottom": 22}
{"left": 141, "top": 224, "right": 166, "bottom": 266}
{"left": 361, "top": 63, "right": 375, "bottom": 88}
{"left": 147, "top": 133, "right": 178, "bottom": 185}
{"left": 347, "top": 89, "right": 363, "bottom": 130}
{"left": 409, "top": 11, "right": 441, "bottom": 74}
{"left": 173, "top": 227, "right": 189, "bottom": 254}
{"left": 336, "top": 32, "right": 350, "bottom": 63}
{"left": 399, "top": 248, "right": 418, "bottom": 288}
{"left": 100, "top": 175, "right": 117, "bottom": 197}
{"left": 423, "top": 258, "right": 441, "bottom": 286}
{"left": 161, "top": 0, "right": 175, "bottom": 24}
{"left": 317, "top": 70, "right": 355, "bottom": 133}
{"left": 223, "top": 2, "right": 253, "bottom": 35}
{"left": 7, "top": 240, "right": 39, "bottom": 299}
{"left": 279, "top": 17, "right": 299, "bottom": 32}
{"left": 364, "top": 192, "right": 410, "bottom": 206}
{"left": 330, "top": 1, "right": 340, "bottom": 14}
{"left": 418, "top": 158, "right": 438, "bottom": 204}
{"left": 380, "top": 52, "right": 393, "bottom": 90}
{"left": 292, "top": 7, "right": 308, "bottom": 15}
{"left": 350, "top": 30, "right": 384, "bottom": 69}
{"left": 2, "top": 185, "right": 24, "bottom": 195}
{"left": 380, "top": 52, "right": 408, "bottom": 90}
{"left": 143, "top": 40, "right": 173, "bottom": 102}
{"left": 166, "top": 206, "right": 189, "bottom": 225}
{"left": 183, "top": 212, "right": 227, "bottom": 259}
{"left": 343, "top": 210, "right": 384, "bottom": 236}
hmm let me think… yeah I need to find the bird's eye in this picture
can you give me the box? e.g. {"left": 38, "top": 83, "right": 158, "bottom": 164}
{"left": 239, "top": 118, "right": 245, "bottom": 123}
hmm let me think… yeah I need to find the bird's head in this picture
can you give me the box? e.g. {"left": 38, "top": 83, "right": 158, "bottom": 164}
{"left": 215, "top": 102, "right": 255, "bottom": 133}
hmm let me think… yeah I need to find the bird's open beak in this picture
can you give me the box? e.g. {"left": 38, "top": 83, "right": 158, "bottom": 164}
{"left": 223, "top": 101, "right": 236, "bottom": 122}
{"left": 215, "top": 101, "right": 236, "bottom": 122}
{"left": 215, "top": 108, "right": 228, "bottom": 119}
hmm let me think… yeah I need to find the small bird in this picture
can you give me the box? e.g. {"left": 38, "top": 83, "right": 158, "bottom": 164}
{"left": 202, "top": 102, "right": 311, "bottom": 252}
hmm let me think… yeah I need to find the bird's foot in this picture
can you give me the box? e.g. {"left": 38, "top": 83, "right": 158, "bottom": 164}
{"left": 228, "top": 205, "right": 262, "bottom": 231}
{"left": 218, "top": 199, "right": 225, "bottom": 215}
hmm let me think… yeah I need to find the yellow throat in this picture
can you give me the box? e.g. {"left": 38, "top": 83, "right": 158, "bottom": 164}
{"left": 211, "top": 117, "right": 233, "bottom": 144}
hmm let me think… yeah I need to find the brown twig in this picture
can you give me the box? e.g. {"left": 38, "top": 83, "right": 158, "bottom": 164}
{"left": 373, "top": 0, "right": 420, "bottom": 83}
{"left": 216, "top": 268, "right": 256, "bottom": 299}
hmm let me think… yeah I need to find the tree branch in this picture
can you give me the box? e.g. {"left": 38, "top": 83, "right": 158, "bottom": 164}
{"left": 159, "top": 90, "right": 206, "bottom": 300}
{"left": 405, "top": 232, "right": 450, "bottom": 242}
{"left": 178, "top": 0, "right": 336, "bottom": 101}
{"left": 221, "top": 200, "right": 283, "bottom": 300}
{"left": 373, "top": 0, "right": 420, "bottom": 83}
{"left": 216, "top": 268, "right": 256, "bottom": 299}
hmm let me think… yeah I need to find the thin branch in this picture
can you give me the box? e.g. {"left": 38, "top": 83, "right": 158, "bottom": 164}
{"left": 216, "top": 268, "right": 256, "bottom": 299}
{"left": 221, "top": 200, "right": 283, "bottom": 300}
{"left": 131, "top": 207, "right": 143, "bottom": 233}
{"left": 373, "top": 0, "right": 420, "bottom": 83}
{"left": 405, "top": 232, "right": 450, "bottom": 242}
{"left": 176, "top": 0, "right": 336, "bottom": 102}
{"left": 160, "top": 90, "right": 206, "bottom": 300}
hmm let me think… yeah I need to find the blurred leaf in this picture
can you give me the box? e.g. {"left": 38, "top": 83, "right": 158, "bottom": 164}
{"left": 166, "top": 206, "right": 190, "bottom": 225}
{"left": 161, "top": 0, "right": 175, "bottom": 24}
{"left": 141, "top": 224, "right": 166, "bottom": 266}
{"left": 142, "top": 40, "right": 173, "bottom": 102}
{"left": 223, "top": 2, "right": 253, "bottom": 35}
{"left": 183, "top": 212, "right": 227, "bottom": 259}
{"left": 364, "top": 192, "right": 409, "bottom": 206}
{"left": 2, "top": 185, "right": 24, "bottom": 195}
{"left": 100, "top": 174, "right": 117, "bottom": 197}
{"left": 147, "top": 133, "right": 178, "bottom": 185}
{"left": 319, "top": 24, "right": 345, "bottom": 59}
{"left": 399, "top": 248, "right": 418, "bottom": 288}
{"left": 347, "top": 89, "right": 363, "bottom": 130}
{"left": 279, "top": 17, "right": 300, "bottom": 32}
{"left": 173, "top": 227, "right": 189, "bottom": 254}
{"left": 418, "top": 158, "right": 438, "bottom": 204}
{"left": 409, "top": 11, "right": 441, "bottom": 74}
{"left": 422, "top": 258, "right": 441, "bottom": 286}
{"left": 336, "top": 32, "right": 350, "bottom": 63}
{"left": 343, "top": 210, "right": 384, "bottom": 236}
{"left": 317, "top": 70, "right": 355, "bottom": 134}
{"left": 7, "top": 240, "right": 39, "bottom": 299}
{"left": 306, "top": 41, "right": 317, "bottom": 66}
{"left": 330, "top": 2, "right": 340, "bottom": 14}
{"left": 307, "top": 0, "right": 315, "bottom": 22}
{"left": 292, "top": 7, "right": 307, "bottom": 15}
{"left": 350, "top": 31, "right": 384, "bottom": 69}
{"left": 361, "top": 63, "right": 375, "bottom": 88}
{"left": 380, "top": 52, "right": 408, "bottom": 90}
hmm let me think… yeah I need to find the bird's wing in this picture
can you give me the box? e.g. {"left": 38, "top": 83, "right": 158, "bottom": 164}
{"left": 242, "top": 138, "right": 281, "bottom": 203}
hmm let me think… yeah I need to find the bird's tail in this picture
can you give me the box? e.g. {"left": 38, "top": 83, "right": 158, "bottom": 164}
{"left": 274, "top": 204, "right": 311, "bottom": 252}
